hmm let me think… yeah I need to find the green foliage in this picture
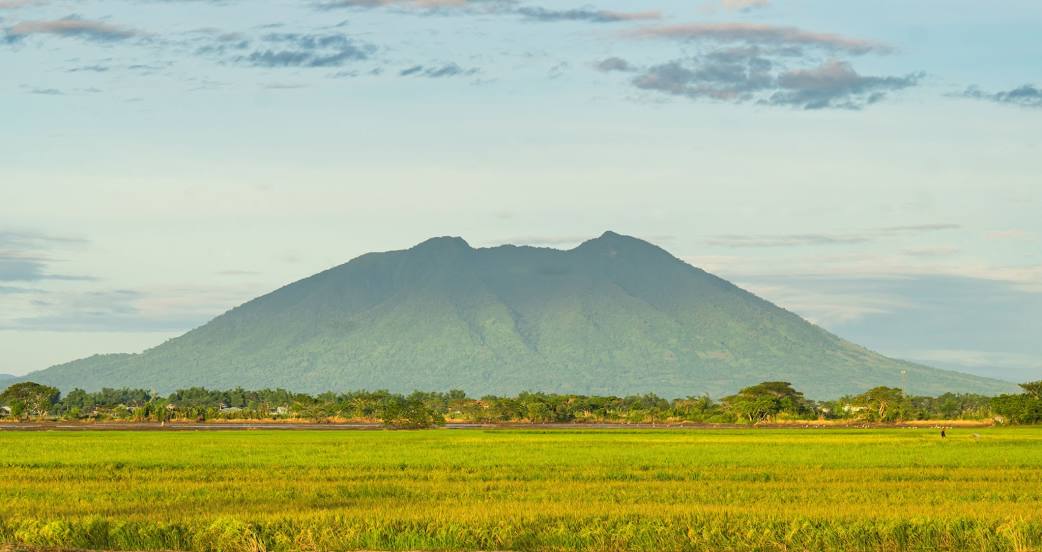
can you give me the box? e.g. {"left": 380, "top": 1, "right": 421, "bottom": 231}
{"left": 23, "top": 233, "right": 1016, "bottom": 399}
{"left": 381, "top": 393, "right": 446, "bottom": 429}
{"left": 850, "top": 386, "right": 910, "bottom": 422}
{"left": 721, "top": 381, "right": 813, "bottom": 423}
{"left": 991, "top": 382, "right": 1042, "bottom": 424}
{"left": 1019, "top": 380, "right": 1042, "bottom": 399}
{"left": 3, "top": 429, "right": 1042, "bottom": 551}
{"left": 0, "top": 382, "right": 60, "bottom": 420}
{"left": 13, "top": 380, "right": 1034, "bottom": 425}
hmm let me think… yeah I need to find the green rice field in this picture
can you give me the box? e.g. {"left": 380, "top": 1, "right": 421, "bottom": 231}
{"left": 2, "top": 428, "right": 1042, "bottom": 551}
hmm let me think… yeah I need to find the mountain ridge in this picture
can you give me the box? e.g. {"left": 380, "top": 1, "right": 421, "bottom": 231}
{"left": 16, "top": 232, "right": 1017, "bottom": 398}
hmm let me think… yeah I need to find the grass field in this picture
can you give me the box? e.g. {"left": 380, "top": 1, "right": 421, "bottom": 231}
{"left": 2, "top": 428, "right": 1042, "bottom": 551}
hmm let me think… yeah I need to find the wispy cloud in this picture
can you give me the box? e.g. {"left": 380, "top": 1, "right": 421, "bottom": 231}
{"left": 28, "top": 87, "right": 63, "bottom": 95}
{"left": 517, "top": 7, "right": 660, "bottom": 23}
{"left": 231, "top": 33, "right": 375, "bottom": 68}
{"left": 706, "top": 233, "right": 871, "bottom": 248}
{"left": 0, "top": 231, "right": 264, "bottom": 334}
{"left": 0, "top": 231, "right": 91, "bottom": 282}
{"left": 0, "top": 0, "right": 44, "bottom": 9}
{"left": 66, "top": 64, "right": 110, "bottom": 73}
{"left": 315, "top": 0, "right": 658, "bottom": 25}
{"left": 319, "top": 0, "right": 480, "bottom": 6}
{"left": 720, "top": 0, "right": 770, "bottom": 11}
{"left": 769, "top": 60, "right": 922, "bottom": 109}
{"left": 688, "top": 251, "right": 1042, "bottom": 294}
{"left": 0, "top": 231, "right": 86, "bottom": 251}
{"left": 610, "top": 22, "right": 916, "bottom": 109}
{"left": 987, "top": 229, "right": 1034, "bottom": 241}
{"left": 315, "top": 0, "right": 508, "bottom": 12}
{"left": 705, "top": 224, "right": 959, "bottom": 248}
{"left": 902, "top": 246, "right": 960, "bottom": 258}
{"left": 878, "top": 224, "right": 960, "bottom": 233}
{"left": 628, "top": 56, "right": 920, "bottom": 109}
{"left": 738, "top": 278, "right": 913, "bottom": 326}
{"left": 3, "top": 285, "right": 254, "bottom": 332}
{"left": 594, "top": 56, "right": 634, "bottom": 72}
{"left": 398, "top": 62, "right": 477, "bottom": 77}
{"left": 627, "top": 22, "right": 891, "bottom": 55}
{"left": 893, "top": 349, "right": 1042, "bottom": 382}
{"left": 960, "top": 84, "right": 1042, "bottom": 108}
{"left": 4, "top": 15, "right": 140, "bottom": 43}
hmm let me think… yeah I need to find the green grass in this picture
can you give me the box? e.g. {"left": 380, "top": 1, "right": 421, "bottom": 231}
{"left": 2, "top": 428, "right": 1042, "bottom": 551}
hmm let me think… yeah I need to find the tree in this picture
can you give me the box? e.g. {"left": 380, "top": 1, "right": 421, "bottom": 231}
{"left": 1, "top": 382, "right": 61, "bottom": 420}
{"left": 380, "top": 396, "right": 445, "bottom": 429}
{"left": 721, "top": 382, "right": 812, "bottom": 423}
{"left": 851, "top": 387, "right": 909, "bottom": 422}
{"left": 673, "top": 395, "right": 716, "bottom": 422}
{"left": 992, "top": 383, "right": 1042, "bottom": 425}
{"left": 1019, "top": 381, "right": 1042, "bottom": 399}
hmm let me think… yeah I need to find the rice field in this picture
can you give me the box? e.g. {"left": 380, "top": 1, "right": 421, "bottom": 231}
{"left": 2, "top": 428, "right": 1042, "bottom": 551}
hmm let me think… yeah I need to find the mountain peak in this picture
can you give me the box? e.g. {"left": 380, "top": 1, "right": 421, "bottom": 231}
{"left": 596, "top": 230, "right": 626, "bottom": 241}
{"left": 578, "top": 230, "right": 635, "bottom": 247}
{"left": 575, "top": 231, "right": 664, "bottom": 256}
{"left": 411, "top": 236, "right": 472, "bottom": 251}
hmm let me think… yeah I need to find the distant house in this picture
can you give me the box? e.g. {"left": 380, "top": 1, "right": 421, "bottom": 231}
{"left": 270, "top": 406, "right": 289, "bottom": 416}
{"left": 0, "top": 405, "right": 11, "bottom": 417}
{"left": 219, "top": 406, "right": 244, "bottom": 415}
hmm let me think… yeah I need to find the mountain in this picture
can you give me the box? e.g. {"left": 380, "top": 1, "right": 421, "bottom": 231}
{"left": 0, "top": 374, "right": 15, "bottom": 388}
{"left": 22, "top": 232, "right": 1016, "bottom": 398}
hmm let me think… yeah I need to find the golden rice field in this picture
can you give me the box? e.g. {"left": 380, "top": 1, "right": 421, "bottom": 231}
{"left": 2, "top": 428, "right": 1042, "bottom": 551}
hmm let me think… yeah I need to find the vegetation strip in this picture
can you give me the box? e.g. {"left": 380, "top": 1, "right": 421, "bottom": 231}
{"left": 3, "top": 380, "right": 1041, "bottom": 427}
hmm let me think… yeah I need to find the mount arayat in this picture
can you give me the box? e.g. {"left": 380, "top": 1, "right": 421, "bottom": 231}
{"left": 17, "top": 232, "right": 1015, "bottom": 398}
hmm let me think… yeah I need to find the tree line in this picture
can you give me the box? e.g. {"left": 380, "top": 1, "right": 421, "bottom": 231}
{"left": 2, "top": 380, "right": 1041, "bottom": 427}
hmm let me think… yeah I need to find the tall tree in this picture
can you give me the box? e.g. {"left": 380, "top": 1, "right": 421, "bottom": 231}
{"left": 1, "top": 382, "right": 61, "bottom": 420}
{"left": 722, "top": 381, "right": 812, "bottom": 423}
{"left": 853, "top": 387, "right": 908, "bottom": 422}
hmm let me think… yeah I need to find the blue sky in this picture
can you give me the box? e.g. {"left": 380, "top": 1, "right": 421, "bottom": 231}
{"left": 1, "top": 0, "right": 1040, "bottom": 382}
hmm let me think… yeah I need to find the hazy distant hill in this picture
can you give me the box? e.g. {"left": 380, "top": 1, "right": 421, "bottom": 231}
{"left": 0, "top": 374, "right": 15, "bottom": 388}
{"left": 22, "top": 232, "right": 1016, "bottom": 398}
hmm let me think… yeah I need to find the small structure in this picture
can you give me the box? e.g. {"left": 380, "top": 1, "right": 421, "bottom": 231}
{"left": 0, "top": 405, "right": 11, "bottom": 417}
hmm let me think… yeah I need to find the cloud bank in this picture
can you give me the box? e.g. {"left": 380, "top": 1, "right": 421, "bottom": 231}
{"left": 628, "top": 22, "right": 890, "bottom": 55}
{"left": 962, "top": 84, "right": 1042, "bottom": 108}
{"left": 517, "top": 7, "right": 660, "bottom": 23}
{"left": 4, "top": 15, "right": 140, "bottom": 43}
{"left": 604, "top": 22, "right": 918, "bottom": 109}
